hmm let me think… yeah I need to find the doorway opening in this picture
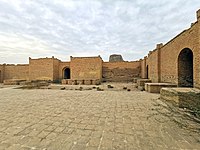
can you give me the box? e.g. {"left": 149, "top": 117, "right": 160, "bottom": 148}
{"left": 63, "top": 68, "right": 70, "bottom": 79}
{"left": 178, "top": 48, "right": 193, "bottom": 87}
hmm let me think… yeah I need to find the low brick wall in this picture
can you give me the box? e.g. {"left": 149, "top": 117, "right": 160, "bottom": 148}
{"left": 3, "top": 79, "right": 26, "bottom": 85}
{"left": 61, "top": 79, "right": 100, "bottom": 85}
{"left": 160, "top": 88, "right": 200, "bottom": 110}
{"left": 145, "top": 83, "right": 177, "bottom": 93}
{"left": 137, "top": 79, "right": 151, "bottom": 90}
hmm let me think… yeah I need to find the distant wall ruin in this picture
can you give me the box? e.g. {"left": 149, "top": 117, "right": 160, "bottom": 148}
{"left": 102, "top": 61, "right": 141, "bottom": 82}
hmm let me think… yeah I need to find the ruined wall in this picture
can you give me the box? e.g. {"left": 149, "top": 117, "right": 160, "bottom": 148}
{"left": 29, "top": 57, "right": 54, "bottom": 81}
{"left": 59, "top": 62, "right": 70, "bottom": 80}
{"left": 3, "top": 64, "right": 29, "bottom": 80}
{"left": 102, "top": 61, "right": 141, "bottom": 82}
{"left": 70, "top": 56, "right": 103, "bottom": 80}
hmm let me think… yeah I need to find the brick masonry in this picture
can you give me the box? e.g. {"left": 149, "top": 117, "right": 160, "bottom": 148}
{"left": 70, "top": 56, "right": 103, "bottom": 80}
{"left": 102, "top": 61, "right": 141, "bottom": 82}
{"left": 141, "top": 9, "right": 200, "bottom": 89}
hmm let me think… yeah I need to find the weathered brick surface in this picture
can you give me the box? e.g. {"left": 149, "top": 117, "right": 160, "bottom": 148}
{"left": 140, "top": 57, "right": 147, "bottom": 79}
{"left": 103, "top": 61, "right": 141, "bottom": 82}
{"left": 141, "top": 10, "right": 200, "bottom": 89}
{"left": 53, "top": 59, "right": 61, "bottom": 81}
{"left": 29, "top": 57, "right": 54, "bottom": 81}
{"left": 159, "top": 23, "right": 199, "bottom": 86}
{"left": 0, "top": 65, "right": 4, "bottom": 83}
{"left": 1, "top": 64, "right": 29, "bottom": 81}
{"left": 70, "top": 56, "right": 103, "bottom": 80}
{"left": 161, "top": 88, "right": 200, "bottom": 110}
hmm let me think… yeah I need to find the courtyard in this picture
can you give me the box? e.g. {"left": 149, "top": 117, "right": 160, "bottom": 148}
{"left": 0, "top": 83, "right": 199, "bottom": 150}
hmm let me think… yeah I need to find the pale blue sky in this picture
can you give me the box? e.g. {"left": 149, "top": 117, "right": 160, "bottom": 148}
{"left": 0, "top": 0, "right": 199, "bottom": 63}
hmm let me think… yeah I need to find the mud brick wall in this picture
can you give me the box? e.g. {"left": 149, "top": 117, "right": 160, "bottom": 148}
{"left": 29, "top": 58, "right": 54, "bottom": 81}
{"left": 160, "top": 22, "right": 199, "bottom": 87}
{"left": 0, "top": 65, "right": 4, "bottom": 83}
{"left": 70, "top": 57, "right": 103, "bottom": 80}
{"left": 102, "top": 61, "right": 141, "bottom": 82}
{"left": 141, "top": 57, "right": 147, "bottom": 79}
{"left": 141, "top": 11, "right": 200, "bottom": 89}
{"left": 145, "top": 44, "right": 162, "bottom": 83}
{"left": 146, "top": 50, "right": 159, "bottom": 83}
{"left": 52, "top": 59, "right": 61, "bottom": 81}
{"left": 3, "top": 64, "right": 29, "bottom": 80}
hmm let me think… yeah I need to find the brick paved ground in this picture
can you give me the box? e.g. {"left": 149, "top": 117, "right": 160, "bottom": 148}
{"left": 0, "top": 84, "right": 199, "bottom": 150}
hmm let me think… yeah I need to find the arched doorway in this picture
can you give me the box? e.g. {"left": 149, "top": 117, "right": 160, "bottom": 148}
{"left": 63, "top": 68, "right": 70, "bottom": 79}
{"left": 178, "top": 48, "right": 193, "bottom": 87}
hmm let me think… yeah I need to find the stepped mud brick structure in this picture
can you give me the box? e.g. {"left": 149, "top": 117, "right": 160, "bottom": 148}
{"left": 109, "top": 54, "right": 124, "bottom": 62}
{"left": 0, "top": 9, "right": 200, "bottom": 87}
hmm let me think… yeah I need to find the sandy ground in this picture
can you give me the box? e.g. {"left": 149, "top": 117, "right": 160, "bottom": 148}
{"left": 0, "top": 83, "right": 199, "bottom": 150}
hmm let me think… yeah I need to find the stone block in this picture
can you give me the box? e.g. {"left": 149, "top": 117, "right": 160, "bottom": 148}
{"left": 20, "top": 81, "right": 31, "bottom": 86}
{"left": 137, "top": 79, "right": 151, "bottom": 86}
{"left": 3, "top": 79, "right": 26, "bottom": 85}
{"left": 91, "top": 79, "right": 101, "bottom": 85}
{"left": 77, "top": 80, "right": 84, "bottom": 85}
{"left": 133, "top": 78, "right": 140, "bottom": 83}
{"left": 160, "top": 88, "right": 200, "bottom": 110}
{"left": 61, "top": 79, "right": 67, "bottom": 85}
{"left": 68, "top": 80, "right": 73, "bottom": 85}
{"left": 145, "top": 83, "right": 177, "bottom": 93}
{"left": 84, "top": 80, "right": 92, "bottom": 85}
{"left": 137, "top": 79, "right": 151, "bottom": 90}
{"left": 72, "top": 80, "right": 77, "bottom": 85}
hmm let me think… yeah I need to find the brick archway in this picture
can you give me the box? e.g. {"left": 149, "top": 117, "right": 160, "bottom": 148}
{"left": 178, "top": 48, "right": 193, "bottom": 87}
